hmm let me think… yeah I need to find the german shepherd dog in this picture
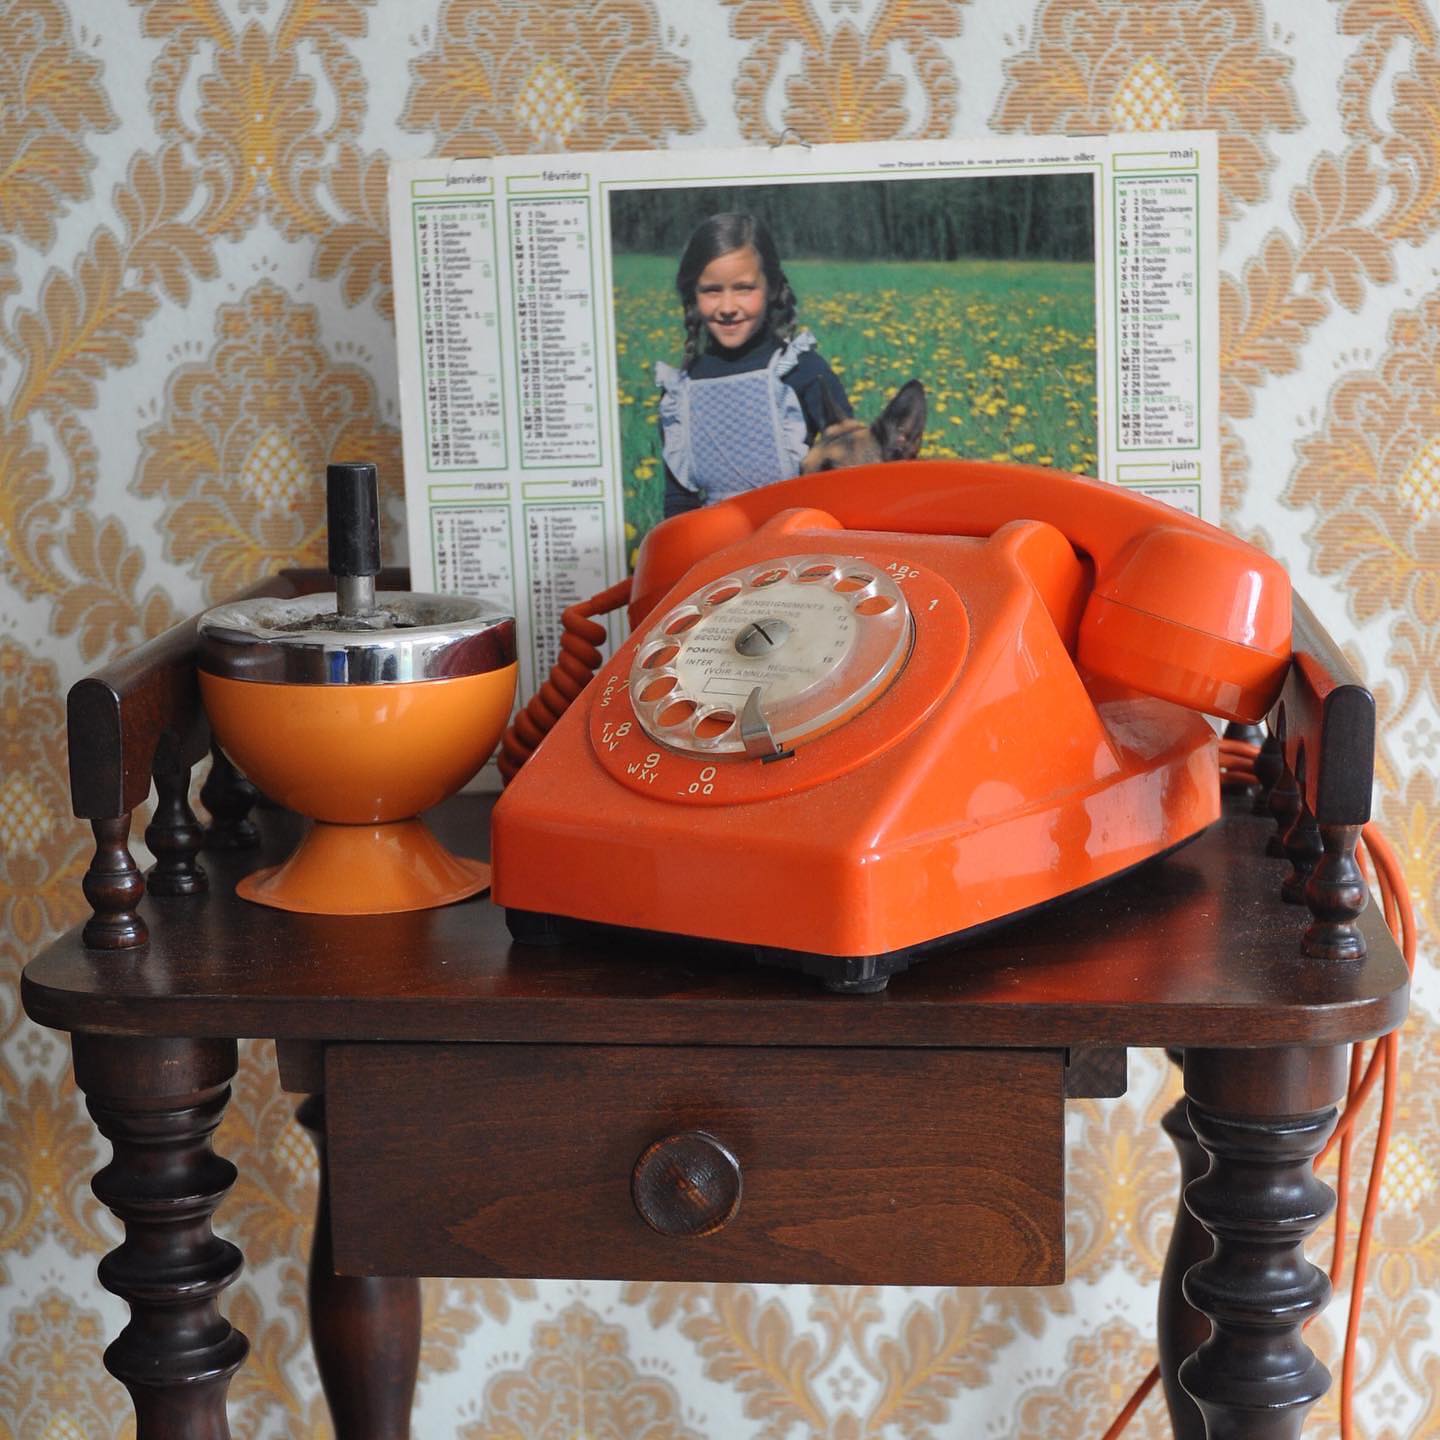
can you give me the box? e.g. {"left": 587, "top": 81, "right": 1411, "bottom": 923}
{"left": 800, "top": 379, "right": 926, "bottom": 473}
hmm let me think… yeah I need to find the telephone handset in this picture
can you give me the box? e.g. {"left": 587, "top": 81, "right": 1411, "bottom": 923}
{"left": 492, "top": 460, "right": 1291, "bottom": 992}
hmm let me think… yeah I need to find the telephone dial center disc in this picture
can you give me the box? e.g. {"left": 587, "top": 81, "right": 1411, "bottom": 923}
{"left": 629, "top": 554, "right": 912, "bottom": 757}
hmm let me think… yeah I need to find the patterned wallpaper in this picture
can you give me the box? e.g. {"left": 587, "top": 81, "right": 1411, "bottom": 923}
{"left": 1, "top": 0, "right": 1437, "bottom": 1435}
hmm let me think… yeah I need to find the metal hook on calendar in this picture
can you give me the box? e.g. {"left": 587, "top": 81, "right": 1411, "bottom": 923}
{"left": 770, "top": 127, "right": 814, "bottom": 149}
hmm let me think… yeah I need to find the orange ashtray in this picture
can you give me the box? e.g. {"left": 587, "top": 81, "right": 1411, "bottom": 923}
{"left": 198, "top": 590, "right": 516, "bottom": 915}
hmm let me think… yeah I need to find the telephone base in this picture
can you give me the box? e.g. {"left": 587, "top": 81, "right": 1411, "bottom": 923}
{"left": 505, "top": 905, "right": 912, "bottom": 992}
{"left": 504, "top": 831, "right": 1202, "bottom": 994}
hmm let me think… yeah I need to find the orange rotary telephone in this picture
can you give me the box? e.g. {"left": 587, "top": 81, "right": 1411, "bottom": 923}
{"left": 491, "top": 460, "right": 1291, "bottom": 991}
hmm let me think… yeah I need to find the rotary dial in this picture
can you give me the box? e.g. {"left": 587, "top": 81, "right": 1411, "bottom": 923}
{"left": 628, "top": 554, "right": 912, "bottom": 757}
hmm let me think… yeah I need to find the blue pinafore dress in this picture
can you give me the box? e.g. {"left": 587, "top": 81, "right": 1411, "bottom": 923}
{"left": 655, "top": 334, "right": 816, "bottom": 505}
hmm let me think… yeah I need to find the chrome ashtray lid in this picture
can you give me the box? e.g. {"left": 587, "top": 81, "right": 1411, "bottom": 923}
{"left": 198, "top": 591, "right": 517, "bottom": 684}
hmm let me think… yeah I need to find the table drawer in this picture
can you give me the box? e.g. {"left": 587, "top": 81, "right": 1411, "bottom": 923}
{"left": 325, "top": 1043, "right": 1064, "bottom": 1286}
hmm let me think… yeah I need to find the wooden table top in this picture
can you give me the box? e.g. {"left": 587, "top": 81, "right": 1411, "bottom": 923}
{"left": 23, "top": 794, "right": 1408, "bottom": 1052}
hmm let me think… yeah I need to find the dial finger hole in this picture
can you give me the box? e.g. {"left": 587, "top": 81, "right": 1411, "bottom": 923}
{"left": 638, "top": 675, "right": 678, "bottom": 703}
{"left": 750, "top": 567, "right": 789, "bottom": 588}
{"left": 854, "top": 594, "right": 896, "bottom": 616}
{"left": 640, "top": 642, "right": 680, "bottom": 670}
{"left": 664, "top": 609, "right": 702, "bottom": 635}
{"left": 797, "top": 562, "right": 837, "bottom": 582}
{"left": 834, "top": 572, "right": 874, "bottom": 592}
{"left": 692, "top": 709, "right": 737, "bottom": 741}
{"left": 705, "top": 583, "right": 741, "bottom": 606}
{"left": 657, "top": 698, "right": 697, "bottom": 728}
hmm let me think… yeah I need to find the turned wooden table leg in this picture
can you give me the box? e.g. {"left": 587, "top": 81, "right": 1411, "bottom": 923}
{"left": 1179, "top": 1046, "right": 1347, "bottom": 1439}
{"left": 1158, "top": 1051, "right": 1209, "bottom": 1440}
{"left": 71, "top": 1035, "right": 248, "bottom": 1439}
{"left": 297, "top": 1095, "right": 420, "bottom": 1439}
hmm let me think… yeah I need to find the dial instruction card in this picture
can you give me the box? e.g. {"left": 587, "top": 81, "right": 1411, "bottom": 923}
{"left": 388, "top": 132, "right": 1221, "bottom": 704}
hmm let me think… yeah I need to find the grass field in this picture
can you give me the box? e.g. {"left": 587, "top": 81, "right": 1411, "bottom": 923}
{"left": 612, "top": 255, "right": 1099, "bottom": 554}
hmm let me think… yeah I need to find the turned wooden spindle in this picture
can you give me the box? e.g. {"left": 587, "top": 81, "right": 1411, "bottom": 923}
{"left": 1182, "top": 1105, "right": 1337, "bottom": 1437}
{"left": 1252, "top": 728, "right": 1284, "bottom": 813}
{"left": 74, "top": 1036, "right": 248, "bottom": 1438}
{"left": 1157, "top": 1052, "right": 1209, "bottom": 1440}
{"left": 146, "top": 730, "right": 208, "bottom": 897}
{"left": 1303, "top": 822, "right": 1368, "bottom": 960}
{"left": 1281, "top": 801, "right": 1325, "bottom": 906}
{"left": 1271, "top": 603, "right": 1376, "bottom": 942}
{"left": 81, "top": 814, "right": 148, "bottom": 950}
{"left": 200, "top": 741, "right": 260, "bottom": 851}
{"left": 1179, "top": 1047, "right": 1345, "bottom": 1440}
{"left": 1266, "top": 762, "right": 1301, "bottom": 860}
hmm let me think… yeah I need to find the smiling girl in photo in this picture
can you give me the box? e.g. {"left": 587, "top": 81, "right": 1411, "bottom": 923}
{"left": 656, "top": 213, "right": 852, "bottom": 517}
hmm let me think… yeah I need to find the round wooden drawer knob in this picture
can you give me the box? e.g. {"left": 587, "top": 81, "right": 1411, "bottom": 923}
{"left": 632, "top": 1130, "right": 742, "bottom": 1238}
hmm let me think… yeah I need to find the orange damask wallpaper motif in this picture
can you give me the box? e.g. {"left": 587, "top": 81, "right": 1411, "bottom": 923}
{"left": 991, "top": 0, "right": 1304, "bottom": 224}
{"left": 134, "top": 283, "right": 404, "bottom": 601}
{"left": 402, "top": 0, "right": 702, "bottom": 154}
{"left": 1, "top": 1, "right": 1436, "bottom": 1437}
{"left": 722, "top": 0, "right": 968, "bottom": 144}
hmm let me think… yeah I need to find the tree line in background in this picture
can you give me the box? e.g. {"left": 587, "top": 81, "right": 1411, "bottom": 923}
{"left": 609, "top": 174, "right": 1095, "bottom": 264}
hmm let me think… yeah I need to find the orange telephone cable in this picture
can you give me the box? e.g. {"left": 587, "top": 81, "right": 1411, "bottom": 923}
{"left": 497, "top": 578, "right": 632, "bottom": 783}
{"left": 1104, "top": 740, "right": 1416, "bottom": 1440}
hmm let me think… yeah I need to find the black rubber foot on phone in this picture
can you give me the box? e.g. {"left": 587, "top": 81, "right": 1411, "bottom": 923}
{"left": 752, "top": 946, "right": 909, "bottom": 994}
{"left": 822, "top": 975, "right": 892, "bottom": 994}
{"left": 504, "top": 908, "right": 569, "bottom": 947}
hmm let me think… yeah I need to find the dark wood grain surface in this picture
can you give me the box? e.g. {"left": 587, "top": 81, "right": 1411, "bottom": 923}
{"left": 325, "top": 1042, "right": 1065, "bottom": 1286}
{"left": 23, "top": 794, "right": 1407, "bottom": 1050}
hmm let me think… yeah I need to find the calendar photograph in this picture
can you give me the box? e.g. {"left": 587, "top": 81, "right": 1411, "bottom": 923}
{"left": 606, "top": 172, "right": 1097, "bottom": 553}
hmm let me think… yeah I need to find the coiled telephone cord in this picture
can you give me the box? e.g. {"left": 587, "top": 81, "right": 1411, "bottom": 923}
{"left": 497, "top": 578, "right": 632, "bottom": 783}
{"left": 502, "top": 612, "right": 1416, "bottom": 1440}
{"left": 1103, "top": 738, "right": 1416, "bottom": 1440}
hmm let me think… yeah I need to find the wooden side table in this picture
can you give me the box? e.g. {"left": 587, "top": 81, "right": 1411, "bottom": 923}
{"left": 20, "top": 575, "right": 1408, "bottom": 1440}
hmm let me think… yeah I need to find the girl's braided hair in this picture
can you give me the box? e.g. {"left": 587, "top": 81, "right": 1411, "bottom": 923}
{"left": 675, "top": 213, "right": 797, "bottom": 367}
